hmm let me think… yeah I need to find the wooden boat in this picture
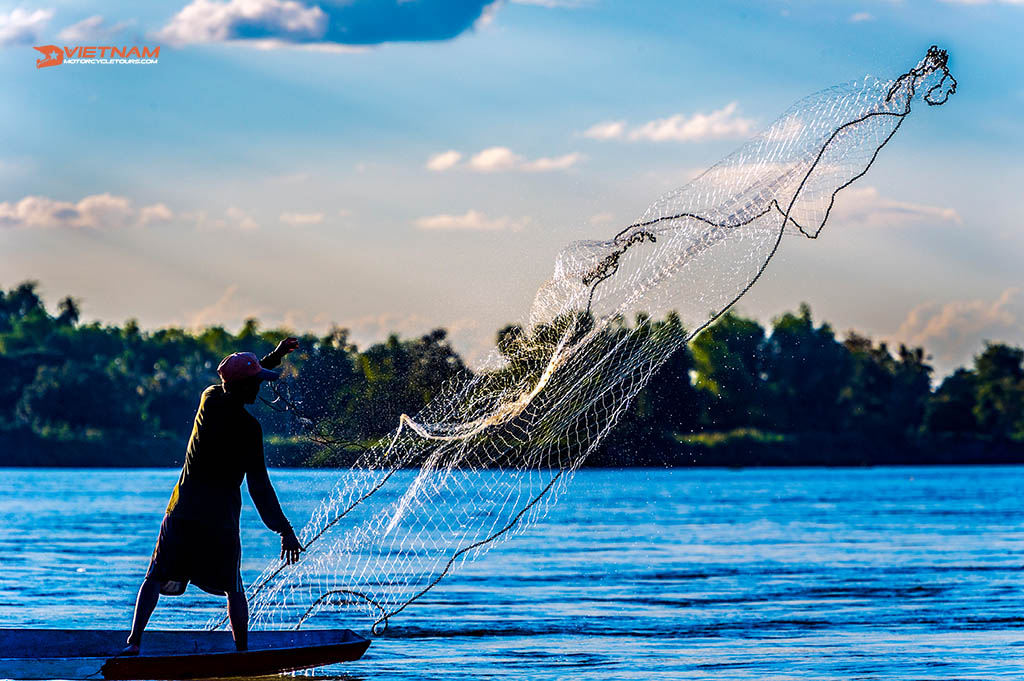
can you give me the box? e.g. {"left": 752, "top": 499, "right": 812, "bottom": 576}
{"left": 0, "top": 628, "right": 371, "bottom": 680}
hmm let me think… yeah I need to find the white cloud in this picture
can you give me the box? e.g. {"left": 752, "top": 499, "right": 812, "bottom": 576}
{"left": 139, "top": 203, "right": 174, "bottom": 225}
{"left": 414, "top": 210, "right": 528, "bottom": 231}
{"left": 156, "top": 0, "right": 327, "bottom": 46}
{"left": 221, "top": 37, "right": 366, "bottom": 52}
{"left": 279, "top": 211, "right": 325, "bottom": 225}
{"left": 474, "top": 0, "right": 502, "bottom": 28}
{"left": 155, "top": 0, "right": 497, "bottom": 48}
{"left": 831, "top": 186, "right": 961, "bottom": 228}
{"left": 893, "top": 287, "right": 1024, "bottom": 371}
{"left": 433, "top": 146, "right": 583, "bottom": 173}
{"left": 184, "top": 206, "right": 259, "bottom": 230}
{"left": 849, "top": 11, "right": 874, "bottom": 22}
{"left": 0, "top": 8, "right": 53, "bottom": 46}
{"left": 468, "top": 146, "right": 523, "bottom": 172}
{"left": 584, "top": 103, "right": 756, "bottom": 143}
{"left": 510, "top": 0, "right": 593, "bottom": 6}
{"left": 426, "top": 150, "right": 462, "bottom": 172}
{"left": 0, "top": 193, "right": 167, "bottom": 229}
{"left": 76, "top": 194, "right": 134, "bottom": 227}
{"left": 226, "top": 205, "right": 258, "bottom": 231}
{"left": 58, "top": 15, "right": 133, "bottom": 42}
{"left": 521, "top": 152, "right": 583, "bottom": 172}
{"left": 627, "top": 102, "right": 756, "bottom": 142}
{"left": 582, "top": 120, "right": 626, "bottom": 140}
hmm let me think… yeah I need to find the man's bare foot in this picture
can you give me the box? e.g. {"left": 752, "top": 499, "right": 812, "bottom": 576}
{"left": 120, "top": 643, "right": 140, "bottom": 656}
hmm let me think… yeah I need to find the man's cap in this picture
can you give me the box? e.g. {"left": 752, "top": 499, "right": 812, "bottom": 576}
{"left": 217, "top": 352, "right": 280, "bottom": 383}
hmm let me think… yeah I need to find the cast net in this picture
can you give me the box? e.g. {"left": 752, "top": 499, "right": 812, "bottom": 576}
{"left": 217, "top": 47, "right": 955, "bottom": 633}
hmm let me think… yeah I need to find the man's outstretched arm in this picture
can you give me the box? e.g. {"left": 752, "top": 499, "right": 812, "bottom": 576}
{"left": 253, "top": 336, "right": 303, "bottom": 564}
{"left": 247, "top": 433, "right": 303, "bottom": 564}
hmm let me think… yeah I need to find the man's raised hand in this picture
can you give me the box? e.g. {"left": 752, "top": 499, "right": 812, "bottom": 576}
{"left": 274, "top": 337, "right": 300, "bottom": 358}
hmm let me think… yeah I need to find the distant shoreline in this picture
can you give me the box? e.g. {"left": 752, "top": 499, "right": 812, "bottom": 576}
{"left": 4, "top": 429, "right": 1023, "bottom": 469}
{"left": 5, "top": 461, "right": 1024, "bottom": 470}
{"left": 5, "top": 283, "right": 1023, "bottom": 476}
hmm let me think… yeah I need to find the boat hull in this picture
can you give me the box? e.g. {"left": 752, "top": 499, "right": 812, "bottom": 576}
{"left": 0, "top": 628, "right": 370, "bottom": 680}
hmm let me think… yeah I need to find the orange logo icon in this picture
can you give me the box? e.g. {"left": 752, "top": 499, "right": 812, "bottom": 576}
{"left": 34, "top": 45, "right": 63, "bottom": 69}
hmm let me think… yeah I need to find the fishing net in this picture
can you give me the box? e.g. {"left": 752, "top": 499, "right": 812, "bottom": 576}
{"left": 218, "top": 47, "right": 956, "bottom": 634}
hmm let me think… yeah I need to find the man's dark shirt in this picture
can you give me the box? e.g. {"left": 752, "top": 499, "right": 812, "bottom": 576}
{"left": 165, "top": 353, "right": 291, "bottom": 536}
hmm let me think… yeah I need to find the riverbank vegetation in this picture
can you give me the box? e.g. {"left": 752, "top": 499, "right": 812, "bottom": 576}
{"left": 2, "top": 281, "right": 1022, "bottom": 467}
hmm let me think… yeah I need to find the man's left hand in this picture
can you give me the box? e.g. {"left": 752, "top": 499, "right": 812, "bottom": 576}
{"left": 281, "top": 530, "right": 303, "bottom": 565}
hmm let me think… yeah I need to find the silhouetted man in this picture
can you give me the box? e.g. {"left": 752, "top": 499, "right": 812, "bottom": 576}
{"left": 124, "top": 338, "right": 303, "bottom": 654}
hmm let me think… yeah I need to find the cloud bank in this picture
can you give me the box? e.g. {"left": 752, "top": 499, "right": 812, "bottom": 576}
{"left": 427, "top": 146, "right": 583, "bottom": 173}
{"left": 157, "top": 0, "right": 500, "bottom": 46}
{"left": 0, "top": 8, "right": 53, "bottom": 46}
{"left": 584, "top": 102, "right": 756, "bottom": 143}
{"left": 414, "top": 210, "right": 528, "bottom": 231}
{"left": 58, "top": 15, "right": 135, "bottom": 42}
{"left": 0, "top": 194, "right": 172, "bottom": 229}
{"left": 895, "top": 287, "right": 1024, "bottom": 372}
{"left": 280, "top": 211, "right": 325, "bottom": 225}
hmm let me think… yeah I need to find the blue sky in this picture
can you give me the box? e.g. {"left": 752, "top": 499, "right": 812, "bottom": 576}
{"left": 0, "top": 0, "right": 1021, "bottom": 374}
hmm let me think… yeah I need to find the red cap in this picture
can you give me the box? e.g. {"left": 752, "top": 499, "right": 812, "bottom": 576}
{"left": 217, "top": 352, "right": 280, "bottom": 383}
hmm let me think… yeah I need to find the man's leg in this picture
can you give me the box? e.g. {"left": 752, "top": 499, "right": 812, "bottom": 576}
{"left": 125, "top": 578, "right": 161, "bottom": 652}
{"left": 226, "top": 592, "right": 248, "bottom": 651}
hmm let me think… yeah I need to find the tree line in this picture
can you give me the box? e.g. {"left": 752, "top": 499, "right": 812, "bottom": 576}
{"left": 1, "top": 281, "right": 1022, "bottom": 467}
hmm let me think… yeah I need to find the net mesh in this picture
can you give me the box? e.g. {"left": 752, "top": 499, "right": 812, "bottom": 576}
{"left": 218, "top": 47, "right": 956, "bottom": 634}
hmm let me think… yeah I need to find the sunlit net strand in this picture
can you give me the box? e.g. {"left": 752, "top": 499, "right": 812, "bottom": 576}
{"left": 211, "top": 47, "right": 954, "bottom": 634}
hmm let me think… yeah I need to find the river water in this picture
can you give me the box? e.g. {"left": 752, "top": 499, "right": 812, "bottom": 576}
{"left": 1, "top": 466, "right": 1023, "bottom": 680}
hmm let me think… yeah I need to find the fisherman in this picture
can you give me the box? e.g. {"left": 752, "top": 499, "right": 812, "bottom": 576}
{"left": 123, "top": 338, "right": 304, "bottom": 655}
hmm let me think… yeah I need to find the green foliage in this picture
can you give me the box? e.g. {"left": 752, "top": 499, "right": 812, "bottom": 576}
{"left": 1, "top": 279, "right": 1023, "bottom": 467}
{"left": 972, "top": 343, "right": 1024, "bottom": 440}
{"left": 761, "top": 304, "right": 851, "bottom": 432}
{"left": 838, "top": 333, "right": 932, "bottom": 437}
{"left": 599, "top": 312, "right": 703, "bottom": 463}
{"left": 925, "top": 368, "right": 978, "bottom": 435}
{"left": 17, "top": 361, "right": 140, "bottom": 437}
{"left": 691, "top": 312, "right": 767, "bottom": 430}
{"left": 349, "top": 329, "right": 469, "bottom": 440}
{"left": 677, "top": 428, "right": 788, "bottom": 446}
